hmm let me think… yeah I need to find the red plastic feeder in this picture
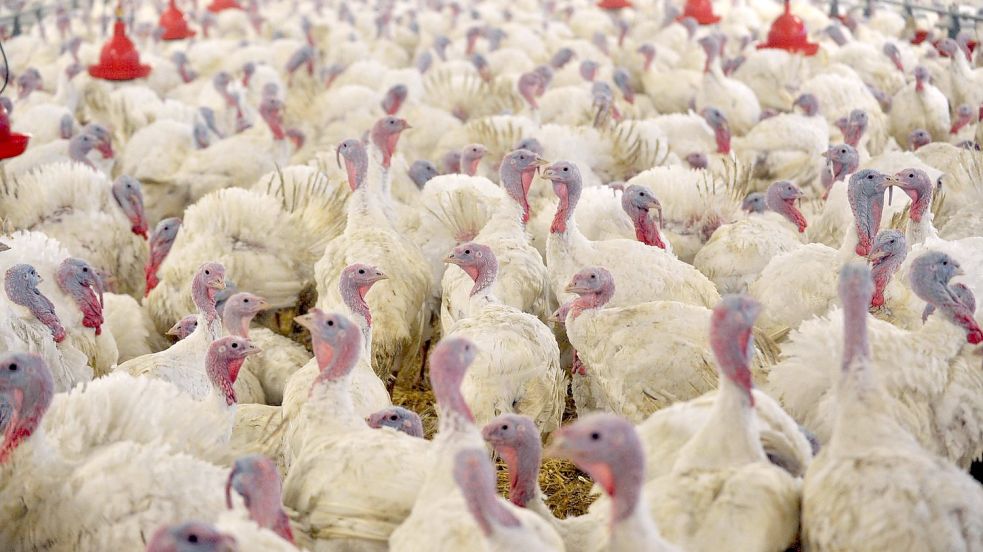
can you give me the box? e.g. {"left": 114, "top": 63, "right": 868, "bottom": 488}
{"left": 757, "top": 0, "right": 819, "bottom": 56}
{"left": 88, "top": 15, "right": 152, "bottom": 81}
{"left": 207, "top": 0, "right": 243, "bottom": 12}
{"left": 678, "top": 0, "right": 720, "bottom": 25}
{"left": 159, "top": 0, "right": 195, "bottom": 40}
{"left": 597, "top": 0, "right": 632, "bottom": 9}
{"left": 0, "top": 104, "right": 29, "bottom": 160}
{"left": 911, "top": 29, "right": 929, "bottom": 45}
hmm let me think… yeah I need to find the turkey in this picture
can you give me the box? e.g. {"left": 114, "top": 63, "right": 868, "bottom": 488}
{"left": 801, "top": 263, "right": 983, "bottom": 551}
{"left": 442, "top": 242, "right": 564, "bottom": 434}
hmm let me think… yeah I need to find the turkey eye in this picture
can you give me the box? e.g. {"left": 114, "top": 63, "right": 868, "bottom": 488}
{"left": 867, "top": 175, "right": 873, "bottom": 179}
{"left": 563, "top": 167, "right": 568, "bottom": 172}
{"left": 590, "top": 274, "right": 596, "bottom": 279}
{"left": 358, "top": 269, "right": 365, "bottom": 274}
{"left": 188, "top": 534, "right": 198, "bottom": 543}
{"left": 390, "top": 415, "right": 399, "bottom": 421}
{"left": 501, "top": 424, "right": 509, "bottom": 430}
{"left": 82, "top": 267, "right": 88, "bottom": 272}
{"left": 205, "top": 270, "right": 210, "bottom": 275}
{"left": 243, "top": 299, "right": 249, "bottom": 303}
{"left": 8, "top": 363, "right": 17, "bottom": 371}
{"left": 943, "top": 261, "right": 948, "bottom": 265}
{"left": 231, "top": 343, "right": 238, "bottom": 348}
{"left": 464, "top": 249, "right": 471, "bottom": 254}
{"left": 590, "top": 432, "right": 600, "bottom": 441}
{"left": 327, "top": 320, "right": 334, "bottom": 326}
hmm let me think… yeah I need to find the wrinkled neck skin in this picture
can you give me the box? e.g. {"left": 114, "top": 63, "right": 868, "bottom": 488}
{"left": 346, "top": 152, "right": 396, "bottom": 230}
{"left": 207, "top": 356, "right": 242, "bottom": 410}
{"left": 550, "top": 180, "right": 582, "bottom": 236}
{"left": 0, "top": 377, "right": 53, "bottom": 466}
{"left": 870, "top": 255, "right": 905, "bottom": 309}
{"left": 674, "top": 374, "right": 764, "bottom": 472}
{"left": 25, "top": 293, "right": 66, "bottom": 343}
{"left": 192, "top": 275, "right": 220, "bottom": 334}
{"left": 433, "top": 374, "right": 474, "bottom": 435}
{"left": 767, "top": 191, "right": 807, "bottom": 233}
{"left": 306, "top": 337, "right": 361, "bottom": 429}
{"left": 466, "top": 484, "right": 521, "bottom": 538}
{"left": 499, "top": 164, "right": 532, "bottom": 225}
{"left": 58, "top": 275, "right": 102, "bottom": 335}
{"left": 629, "top": 209, "right": 666, "bottom": 249}
{"left": 847, "top": 186, "right": 883, "bottom": 257}
{"left": 499, "top": 445, "right": 541, "bottom": 508}
{"left": 921, "top": 287, "right": 983, "bottom": 344}
{"left": 569, "top": 287, "right": 614, "bottom": 320}
{"left": 340, "top": 279, "right": 374, "bottom": 349}
{"left": 905, "top": 196, "right": 937, "bottom": 246}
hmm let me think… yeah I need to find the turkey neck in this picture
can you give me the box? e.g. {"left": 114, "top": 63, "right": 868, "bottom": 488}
{"left": 465, "top": 254, "right": 500, "bottom": 312}
{"left": 480, "top": 190, "right": 527, "bottom": 237}
{"left": 674, "top": 374, "right": 764, "bottom": 472}
{"left": 191, "top": 273, "right": 221, "bottom": 338}
{"left": 222, "top": 310, "right": 255, "bottom": 339}
{"left": 830, "top": 283, "right": 903, "bottom": 454}
{"left": 500, "top": 445, "right": 542, "bottom": 509}
{"left": 0, "top": 374, "right": 53, "bottom": 465}
{"left": 307, "top": 331, "right": 361, "bottom": 427}
{"left": 904, "top": 194, "right": 938, "bottom": 246}
{"left": 498, "top": 163, "right": 533, "bottom": 226}
{"left": 569, "top": 284, "right": 614, "bottom": 320}
{"left": 206, "top": 353, "right": 242, "bottom": 413}
{"left": 57, "top": 275, "right": 102, "bottom": 335}
{"left": 339, "top": 276, "right": 374, "bottom": 352}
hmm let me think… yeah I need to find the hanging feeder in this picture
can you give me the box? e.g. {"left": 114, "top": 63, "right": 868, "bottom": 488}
{"left": 678, "top": 0, "right": 720, "bottom": 26}
{"left": 159, "top": 0, "right": 196, "bottom": 40}
{"left": 757, "top": 0, "right": 819, "bottom": 56}
{"left": 0, "top": 104, "right": 29, "bottom": 160}
{"left": 207, "top": 0, "right": 243, "bottom": 12}
{"left": 88, "top": 6, "right": 152, "bottom": 80}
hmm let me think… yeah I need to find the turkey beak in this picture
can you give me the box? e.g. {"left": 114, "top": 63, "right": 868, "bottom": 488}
{"left": 884, "top": 174, "right": 900, "bottom": 205}
{"left": 166, "top": 321, "right": 186, "bottom": 337}
{"left": 246, "top": 342, "right": 262, "bottom": 356}
{"left": 255, "top": 297, "right": 271, "bottom": 311}
{"left": 549, "top": 307, "right": 565, "bottom": 323}
{"left": 0, "top": 242, "right": 8, "bottom": 252}
{"left": 868, "top": 248, "right": 890, "bottom": 264}
{"left": 208, "top": 278, "right": 226, "bottom": 290}
{"left": 955, "top": 266, "right": 966, "bottom": 276}
{"left": 372, "top": 271, "right": 389, "bottom": 283}
{"left": 444, "top": 253, "right": 460, "bottom": 265}
{"left": 295, "top": 313, "right": 314, "bottom": 331}
{"left": 533, "top": 156, "right": 549, "bottom": 174}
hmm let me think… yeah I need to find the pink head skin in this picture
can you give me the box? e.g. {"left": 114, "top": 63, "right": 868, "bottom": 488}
{"left": 207, "top": 336, "right": 261, "bottom": 406}
{"left": 907, "top": 129, "right": 931, "bottom": 151}
{"left": 867, "top": 84, "right": 892, "bottom": 113}
{"left": 4, "top": 264, "right": 65, "bottom": 343}
{"left": 565, "top": 267, "right": 615, "bottom": 319}
{"left": 867, "top": 229, "right": 906, "bottom": 309}
{"left": 366, "top": 406, "right": 424, "bottom": 437}
{"left": 742, "top": 192, "right": 766, "bottom": 213}
{"left": 67, "top": 132, "right": 102, "bottom": 167}
{"left": 883, "top": 42, "right": 904, "bottom": 72}
{"left": 700, "top": 107, "right": 731, "bottom": 154}
{"left": 839, "top": 263, "right": 875, "bottom": 374}
{"left": 710, "top": 295, "right": 760, "bottom": 406}
{"left": 465, "top": 26, "right": 482, "bottom": 55}
{"left": 16, "top": 68, "right": 42, "bottom": 100}
{"left": 847, "top": 169, "right": 898, "bottom": 256}
{"left": 923, "top": 282, "right": 975, "bottom": 323}
{"left": 621, "top": 185, "right": 666, "bottom": 249}
{"left": 544, "top": 161, "right": 583, "bottom": 234}
{"left": 909, "top": 251, "right": 982, "bottom": 344}
{"left": 533, "top": 65, "right": 554, "bottom": 89}
{"left": 191, "top": 262, "right": 227, "bottom": 325}
{"left": 453, "top": 448, "right": 521, "bottom": 537}
{"left": 765, "top": 181, "right": 807, "bottom": 233}
{"left": 145, "top": 522, "right": 237, "bottom": 552}
{"left": 168, "top": 315, "right": 199, "bottom": 340}
{"left": 284, "top": 45, "right": 315, "bottom": 78}
{"left": 172, "top": 52, "right": 198, "bottom": 83}
{"left": 793, "top": 94, "right": 820, "bottom": 117}
{"left": 212, "top": 72, "right": 237, "bottom": 107}
{"left": 370, "top": 116, "right": 411, "bottom": 169}
{"left": 59, "top": 114, "right": 75, "bottom": 139}
{"left": 699, "top": 36, "right": 720, "bottom": 73}
{"left": 145, "top": 217, "right": 181, "bottom": 296}
{"left": 429, "top": 336, "right": 478, "bottom": 424}
{"left": 579, "top": 60, "right": 598, "bottom": 82}
{"left": 336, "top": 138, "right": 368, "bottom": 191}
{"left": 112, "top": 176, "right": 148, "bottom": 239}
{"left": 442, "top": 150, "right": 462, "bottom": 174}
{"left": 612, "top": 68, "right": 634, "bottom": 105}
{"left": 460, "top": 144, "right": 487, "bottom": 176}
{"left": 913, "top": 65, "right": 931, "bottom": 93}
{"left": 517, "top": 71, "right": 545, "bottom": 109}
{"left": 294, "top": 309, "right": 363, "bottom": 390}
{"left": 825, "top": 24, "right": 848, "bottom": 47}
{"left": 381, "top": 84, "right": 408, "bottom": 116}
{"left": 592, "top": 31, "right": 609, "bottom": 55}
{"left": 686, "top": 152, "right": 708, "bottom": 169}
{"left": 258, "top": 96, "right": 286, "bottom": 141}
{"left": 550, "top": 47, "right": 575, "bottom": 69}
{"left": 408, "top": 160, "right": 438, "bottom": 189}
{"left": 951, "top": 104, "right": 975, "bottom": 135}
{"left": 545, "top": 413, "right": 645, "bottom": 522}
{"left": 416, "top": 51, "right": 433, "bottom": 74}
{"left": 637, "top": 43, "right": 655, "bottom": 72}
{"left": 338, "top": 263, "right": 387, "bottom": 330}
{"left": 241, "top": 61, "right": 255, "bottom": 87}
{"left": 500, "top": 149, "right": 546, "bottom": 224}
{"left": 222, "top": 292, "right": 270, "bottom": 338}
{"left": 937, "top": 38, "right": 960, "bottom": 59}
{"left": 56, "top": 258, "right": 104, "bottom": 335}
{"left": 0, "top": 353, "right": 53, "bottom": 464}
{"left": 482, "top": 413, "right": 541, "bottom": 507}
{"left": 285, "top": 128, "right": 305, "bottom": 152}
{"left": 893, "top": 168, "right": 933, "bottom": 223}
{"left": 225, "top": 455, "right": 294, "bottom": 544}
{"left": 822, "top": 144, "right": 859, "bottom": 193}
{"left": 445, "top": 242, "right": 497, "bottom": 297}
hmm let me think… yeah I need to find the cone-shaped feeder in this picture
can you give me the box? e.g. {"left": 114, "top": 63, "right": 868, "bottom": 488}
{"left": 757, "top": 0, "right": 819, "bottom": 56}
{"left": 678, "top": 0, "right": 720, "bottom": 25}
{"left": 0, "top": 104, "right": 29, "bottom": 160}
{"left": 89, "top": 8, "right": 152, "bottom": 81}
{"left": 207, "top": 0, "right": 243, "bottom": 12}
{"left": 160, "top": 0, "right": 195, "bottom": 40}
{"left": 597, "top": 0, "right": 632, "bottom": 9}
